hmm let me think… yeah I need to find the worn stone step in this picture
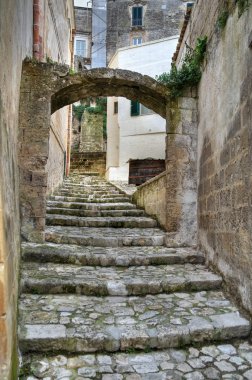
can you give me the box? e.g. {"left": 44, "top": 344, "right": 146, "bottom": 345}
{"left": 56, "top": 189, "right": 121, "bottom": 196}
{"left": 62, "top": 183, "right": 116, "bottom": 188}
{"left": 21, "top": 262, "right": 222, "bottom": 296}
{"left": 20, "top": 341, "right": 252, "bottom": 379}
{"left": 18, "top": 291, "right": 251, "bottom": 354}
{"left": 46, "top": 215, "right": 158, "bottom": 228}
{"left": 21, "top": 243, "right": 205, "bottom": 267}
{"left": 47, "top": 201, "right": 137, "bottom": 210}
{"left": 46, "top": 207, "right": 146, "bottom": 218}
{"left": 49, "top": 195, "right": 130, "bottom": 203}
{"left": 45, "top": 226, "right": 166, "bottom": 247}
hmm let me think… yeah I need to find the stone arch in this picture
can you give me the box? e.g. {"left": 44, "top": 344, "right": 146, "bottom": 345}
{"left": 18, "top": 59, "right": 198, "bottom": 245}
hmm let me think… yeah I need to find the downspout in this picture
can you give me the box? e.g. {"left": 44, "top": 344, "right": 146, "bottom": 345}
{"left": 33, "top": 0, "right": 40, "bottom": 60}
{"left": 65, "top": 29, "right": 75, "bottom": 177}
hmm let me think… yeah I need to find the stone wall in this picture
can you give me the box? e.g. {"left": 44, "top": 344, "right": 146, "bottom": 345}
{"left": 79, "top": 110, "right": 104, "bottom": 152}
{"left": 107, "top": 0, "right": 185, "bottom": 63}
{"left": 132, "top": 172, "right": 167, "bottom": 229}
{"left": 177, "top": 1, "right": 252, "bottom": 313}
{"left": 0, "top": 1, "right": 33, "bottom": 378}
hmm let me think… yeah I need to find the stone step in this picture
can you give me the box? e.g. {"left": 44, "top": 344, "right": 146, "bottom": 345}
{"left": 46, "top": 215, "right": 158, "bottom": 228}
{"left": 49, "top": 195, "right": 130, "bottom": 203}
{"left": 47, "top": 201, "right": 137, "bottom": 210}
{"left": 46, "top": 207, "right": 146, "bottom": 218}
{"left": 20, "top": 341, "right": 252, "bottom": 379}
{"left": 57, "top": 189, "right": 121, "bottom": 195}
{"left": 69, "top": 172, "right": 99, "bottom": 176}
{"left": 18, "top": 291, "right": 251, "bottom": 354}
{"left": 54, "top": 191, "right": 124, "bottom": 198}
{"left": 45, "top": 226, "right": 166, "bottom": 247}
{"left": 62, "top": 183, "right": 115, "bottom": 188}
{"left": 21, "top": 243, "right": 205, "bottom": 267}
{"left": 21, "top": 262, "right": 222, "bottom": 296}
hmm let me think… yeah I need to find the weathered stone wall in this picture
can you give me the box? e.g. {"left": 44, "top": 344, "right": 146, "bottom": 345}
{"left": 71, "top": 152, "right": 106, "bottom": 177}
{"left": 72, "top": 116, "right": 81, "bottom": 152}
{"left": 107, "top": 0, "right": 185, "bottom": 63}
{"left": 46, "top": 128, "right": 66, "bottom": 194}
{"left": 132, "top": 172, "right": 167, "bottom": 229}
{"left": 80, "top": 110, "right": 104, "bottom": 152}
{"left": 178, "top": 1, "right": 252, "bottom": 313}
{"left": 0, "top": 1, "right": 33, "bottom": 378}
{"left": 164, "top": 91, "right": 199, "bottom": 247}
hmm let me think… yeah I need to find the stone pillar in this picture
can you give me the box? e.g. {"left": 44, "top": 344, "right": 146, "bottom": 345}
{"left": 18, "top": 65, "right": 51, "bottom": 243}
{"left": 165, "top": 89, "right": 198, "bottom": 247}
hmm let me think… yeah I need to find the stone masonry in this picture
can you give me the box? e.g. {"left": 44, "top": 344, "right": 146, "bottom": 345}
{"left": 18, "top": 174, "right": 252, "bottom": 378}
{"left": 106, "top": 0, "right": 186, "bottom": 63}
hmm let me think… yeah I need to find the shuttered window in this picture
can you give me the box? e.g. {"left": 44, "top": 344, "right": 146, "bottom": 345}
{"left": 132, "top": 7, "right": 143, "bottom": 26}
{"left": 131, "top": 101, "right": 140, "bottom": 116}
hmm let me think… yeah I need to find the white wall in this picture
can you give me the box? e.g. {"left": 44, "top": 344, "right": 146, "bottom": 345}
{"left": 106, "top": 36, "right": 178, "bottom": 181}
{"left": 74, "top": 0, "right": 92, "bottom": 7}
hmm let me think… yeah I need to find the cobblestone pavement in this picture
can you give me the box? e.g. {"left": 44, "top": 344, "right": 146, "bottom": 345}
{"left": 18, "top": 175, "right": 252, "bottom": 379}
{"left": 21, "top": 342, "right": 252, "bottom": 379}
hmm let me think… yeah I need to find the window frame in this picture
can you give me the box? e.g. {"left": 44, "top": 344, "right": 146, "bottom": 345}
{"left": 130, "top": 101, "right": 154, "bottom": 117}
{"left": 74, "top": 36, "right": 88, "bottom": 58}
{"left": 132, "top": 37, "right": 143, "bottom": 46}
{"left": 132, "top": 6, "right": 143, "bottom": 27}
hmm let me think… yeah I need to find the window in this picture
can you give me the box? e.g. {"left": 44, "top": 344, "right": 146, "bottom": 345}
{"left": 132, "top": 6, "right": 143, "bottom": 26}
{"left": 130, "top": 101, "right": 153, "bottom": 116}
{"left": 131, "top": 101, "right": 140, "bottom": 116}
{"left": 114, "top": 101, "right": 118, "bottom": 114}
{"left": 132, "top": 37, "right": 142, "bottom": 46}
{"left": 75, "top": 39, "right": 87, "bottom": 57}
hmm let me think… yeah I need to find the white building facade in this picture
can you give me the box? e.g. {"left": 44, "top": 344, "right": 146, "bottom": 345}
{"left": 106, "top": 36, "right": 178, "bottom": 182}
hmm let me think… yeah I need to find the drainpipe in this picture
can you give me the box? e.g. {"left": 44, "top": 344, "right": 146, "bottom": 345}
{"left": 65, "top": 30, "right": 75, "bottom": 177}
{"left": 33, "top": 0, "right": 40, "bottom": 60}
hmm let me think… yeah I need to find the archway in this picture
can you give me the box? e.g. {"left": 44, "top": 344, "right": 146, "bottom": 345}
{"left": 18, "top": 59, "right": 198, "bottom": 245}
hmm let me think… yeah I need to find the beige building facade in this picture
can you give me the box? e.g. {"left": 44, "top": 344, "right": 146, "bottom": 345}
{"left": 0, "top": 1, "right": 75, "bottom": 377}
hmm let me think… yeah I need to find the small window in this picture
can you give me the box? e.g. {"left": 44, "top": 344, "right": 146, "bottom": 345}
{"left": 131, "top": 101, "right": 140, "bottom": 116}
{"left": 132, "top": 37, "right": 142, "bottom": 46}
{"left": 75, "top": 39, "right": 86, "bottom": 57}
{"left": 130, "top": 101, "right": 153, "bottom": 116}
{"left": 114, "top": 101, "right": 118, "bottom": 114}
{"left": 132, "top": 6, "right": 143, "bottom": 26}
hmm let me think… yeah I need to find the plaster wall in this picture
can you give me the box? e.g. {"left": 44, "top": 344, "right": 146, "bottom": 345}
{"left": 0, "top": 1, "right": 33, "bottom": 377}
{"left": 178, "top": 1, "right": 252, "bottom": 313}
{"left": 43, "top": 0, "right": 74, "bottom": 193}
{"left": 106, "top": 37, "right": 178, "bottom": 181}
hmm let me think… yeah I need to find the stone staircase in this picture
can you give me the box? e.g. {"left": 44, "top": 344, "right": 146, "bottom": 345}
{"left": 19, "top": 175, "right": 252, "bottom": 379}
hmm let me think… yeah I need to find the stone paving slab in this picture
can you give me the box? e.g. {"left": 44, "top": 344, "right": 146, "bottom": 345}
{"left": 45, "top": 227, "right": 166, "bottom": 247}
{"left": 20, "top": 341, "right": 252, "bottom": 379}
{"left": 46, "top": 215, "right": 158, "bottom": 229}
{"left": 19, "top": 291, "right": 250, "bottom": 353}
{"left": 47, "top": 201, "right": 137, "bottom": 210}
{"left": 49, "top": 196, "right": 130, "bottom": 203}
{"left": 21, "top": 263, "right": 222, "bottom": 296}
{"left": 21, "top": 244, "right": 205, "bottom": 267}
{"left": 46, "top": 208, "right": 146, "bottom": 218}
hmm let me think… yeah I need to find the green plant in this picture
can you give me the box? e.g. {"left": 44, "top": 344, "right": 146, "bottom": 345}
{"left": 46, "top": 55, "right": 54, "bottom": 64}
{"left": 69, "top": 67, "right": 75, "bottom": 75}
{"left": 73, "top": 104, "right": 86, "bottom": 121}
{"left": 156, "top": 36, "right": 208, "bottom": 99}
{"left": 217, "top": 10, "right": 229, "bottom": 29}
{"left": 237, "top": 0, "right": 250, "bottom": 16}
